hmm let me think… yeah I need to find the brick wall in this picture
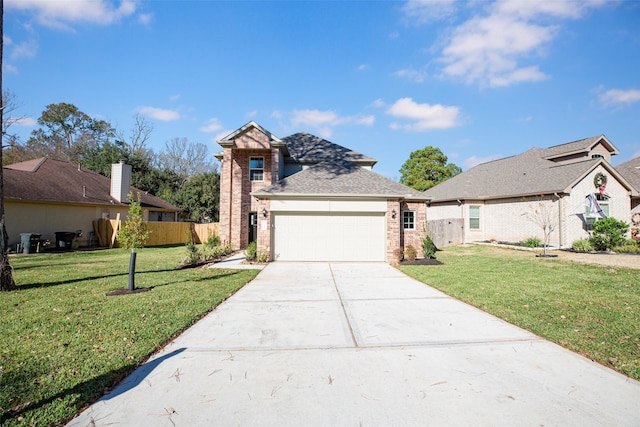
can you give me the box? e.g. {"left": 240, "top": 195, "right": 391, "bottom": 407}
{"left": 386, "top": 200, "right": 401, "bottom": 264}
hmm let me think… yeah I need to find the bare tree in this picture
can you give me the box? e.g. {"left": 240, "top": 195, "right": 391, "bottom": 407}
{"left": 158, "top": 137, "right": 213, "bottom": 188}
{"left": 0, "top": 0, "right": 17, "bottom": 291}
{"left": 522, "top": 196, "right": 559, "bottom": 256}
{"left": 115, "top": 113, "right": 153, "bottom": 154}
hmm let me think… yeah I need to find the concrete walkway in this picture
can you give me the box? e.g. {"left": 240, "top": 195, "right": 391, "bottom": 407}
{"left": 68, "top": 263, "right": 640, "bottom": 426}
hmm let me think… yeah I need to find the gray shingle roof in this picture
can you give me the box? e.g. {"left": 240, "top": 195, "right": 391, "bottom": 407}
{"left": 425, "top": 149, "right": 603, "bottom": 201}
{"left": 616, "top": 156, "right": 640, "bottom": 193}
{"left": 282, "top": 133, "right": 377, "bottom": 166}
{"left": 4, "top": 158, "right": 181, "bottom": 211}
{"left": 253, "top": 159, "right": 428, "bottom": 200}
{"left": 542, "top": 135, "right": 618, "bottom": 159}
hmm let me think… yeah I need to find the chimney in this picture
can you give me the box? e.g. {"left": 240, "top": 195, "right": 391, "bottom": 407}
{"left": 111, "top": 161, "right": 132, "bottom": 203}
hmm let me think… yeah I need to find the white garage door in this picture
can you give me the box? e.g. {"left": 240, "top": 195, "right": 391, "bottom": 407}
{"left": 273, "top": 212, "right": 386, "bottom": 262}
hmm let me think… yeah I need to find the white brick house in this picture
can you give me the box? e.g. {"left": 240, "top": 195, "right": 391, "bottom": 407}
{"left": 425, "top": 136, "right": 638, "bottom": 248}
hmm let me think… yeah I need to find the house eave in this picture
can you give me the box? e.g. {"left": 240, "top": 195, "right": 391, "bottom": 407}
{"left": 253, "top": 192, "right": 431, "bottom": 202}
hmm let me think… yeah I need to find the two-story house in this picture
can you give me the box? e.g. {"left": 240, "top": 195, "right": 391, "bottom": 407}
{"left": 215, "top": 121, "right": 429, "bottom": 262}
{"left": 424, "top": 135, "right": 638, "bottom": 248}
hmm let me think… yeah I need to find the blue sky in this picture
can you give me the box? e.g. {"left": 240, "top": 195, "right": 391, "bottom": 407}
{"left": 4, "top": 0, "right": 640, "bottom": 180}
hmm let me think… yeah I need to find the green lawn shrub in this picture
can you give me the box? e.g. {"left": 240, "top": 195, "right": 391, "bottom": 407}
{"left": 591, "top": 217, "right": 629, "bottom": 251}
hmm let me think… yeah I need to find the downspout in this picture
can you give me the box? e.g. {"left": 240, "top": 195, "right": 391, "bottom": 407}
{"left": 555, "top": 193, "right": 564, "bottom": 248}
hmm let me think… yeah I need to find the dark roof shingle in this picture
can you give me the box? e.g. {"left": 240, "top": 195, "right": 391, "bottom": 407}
{"left": 4, "top": 158, "right": 180, "bottom": 211}
{"left": 253, "top": 159, "right": 428, "bottom": 200}
{"left": 282, "top": 133, "right": 377, "bottom": 166}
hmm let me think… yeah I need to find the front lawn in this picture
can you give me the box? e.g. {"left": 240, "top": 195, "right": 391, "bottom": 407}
{"left": 399, "top": 245, "right": 640, "bottom": 382}
{"left": 0, "top": 246, "right": 258, "bottom": 427}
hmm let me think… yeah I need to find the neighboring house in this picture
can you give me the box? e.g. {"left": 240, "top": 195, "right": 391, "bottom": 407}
{"left": 615, "top": 155, "right": 640, "bottom": 239}
{"left": 3, "top": 158, "right": 181, "bottom": 249}
{"left": 215, "top": 121, "right": 429, "bottom": 262}
{"left": 424, "top": 135, "right": 638, "bottom": 248}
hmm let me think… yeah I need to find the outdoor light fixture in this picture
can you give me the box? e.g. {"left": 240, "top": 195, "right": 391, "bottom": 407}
{"left": 262, "top": 208, "right": 268, "bottom": 217}
{"left": 391, "top": 209, "right": 397, "bottom": 219}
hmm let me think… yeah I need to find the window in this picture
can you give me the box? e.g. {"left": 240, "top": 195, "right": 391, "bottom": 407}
{"left": 592, "top": 154, "right": 604, "bottom": 159}
{"left": 600, "top": 202, "right": 610, "bottom": 217}
{"left": 249, "top": 157, "right": 264, "bottom": 181}
{"left": 469, "top": 205, "right": 480, "bottom": 229}
{"left": 403, "top": 211, "right": 415, "bottom": 230}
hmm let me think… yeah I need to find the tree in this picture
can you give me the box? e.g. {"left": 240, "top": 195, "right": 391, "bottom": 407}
{"left": 1, "top": 90, "right": 31, "bottom": 165}
{"left": 117, "top": 192, "right": 149, "bottom": 291}
{"left": 25, "top": 102, "right": 114, "bottom": 163}
{"left": 158, "top": 137, "right": 213, "bottom": 189}
{"left": 170, "top": 171, "right": 220, "bottom": 222}
{"left": 0, "top": 0, "right": 17, "bottom": 291}
{"left": 399, "top": 146, "right": 462, "bottom": 191}
{"left": 522, "top": 196, "right": 558, "bottom": 256}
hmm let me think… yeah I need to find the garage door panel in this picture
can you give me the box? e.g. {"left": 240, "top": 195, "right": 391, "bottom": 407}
{"left": 273, "top": 213, "right": 385, "bottom": 262}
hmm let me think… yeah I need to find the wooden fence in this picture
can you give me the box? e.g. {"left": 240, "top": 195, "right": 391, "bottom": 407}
{"left": 427, "top": 218, "right": 464, "bottom": 249}
{"left": 93, "top": 219, "right": 219, "bottom": 247}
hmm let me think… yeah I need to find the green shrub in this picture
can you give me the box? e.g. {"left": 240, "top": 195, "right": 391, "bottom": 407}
{"left": 572, "top": 239, "right": 594, "bottom": 252}
{"left": 205, "top": 233, "right": 221, "bottom": 248}
{"left": 257, "top": 250, "right": 270, "bottom": 263}
{"left": 118, "top": 192, "right": 149, "bottom": 249}
{"left": 183, "top": 241, "right": 202, "bottom": 264}
{"left": 591, "top": 217, "right": 629, "bottom": 251}
{"left": 404, "top": 244, "right": 417, "bottom": 261}
{"left": 524, "top": 237, "right": 541, "bottom": 248}
{"left": 245, "top": 241, "right": 257, "bottom": 261}
{"left": 422, "top": 235, "right": 437, "bottom": 259}
{"left": 613, "top": 239, "right": 640, "bottom": 253}
{"left": 202, "top": 243, "right": 234, "bottom": 261}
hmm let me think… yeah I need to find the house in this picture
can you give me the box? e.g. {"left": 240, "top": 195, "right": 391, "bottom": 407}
{"left": 215, "top": 121, "right": 429, "bottom": 262}
{"left": 424, "top": 135, "right": 638, "bottom": 248}
{"left": 3, "top": 158, "right": 181, "bottom": 249}
{"left": 615, "top": 155, "right": 640, "bottom": 239}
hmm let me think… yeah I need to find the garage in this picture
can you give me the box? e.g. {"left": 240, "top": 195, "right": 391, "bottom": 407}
{"left": 272, "top": 212, "right": 386, "bottom": 262}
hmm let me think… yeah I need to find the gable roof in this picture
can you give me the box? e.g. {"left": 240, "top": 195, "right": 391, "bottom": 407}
{"left": 216, "top": 121, "right": 285, "bottom": 149}
{"left": 425, "top": 147, "right": 635, "bottom": 202}
{"left": 542, "top": 135, "right": 618, "bottom": 160}
{"left": 253, "top": 159, "right": 428, "bottom": 201}
{"left": 4, "top": 158, "right": 180, "bottom": 211}
{"left": 616, "top": 156, "right": 640, "bottom": 194}
{"left": 282, "top": 133, "right": 377, "bottom": 166}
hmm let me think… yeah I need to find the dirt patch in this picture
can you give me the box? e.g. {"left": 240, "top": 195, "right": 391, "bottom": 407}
{"left": 106, "top": 287, "right": 152, "bottom": 296}
{"left": 400, "top": 258, "right": 443, "bottom": 266}
{"left": 554, "top": 251, "right": 640, "bottom": 270}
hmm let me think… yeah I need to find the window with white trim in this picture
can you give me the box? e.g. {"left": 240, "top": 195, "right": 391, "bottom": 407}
{"left": 403, "top": 211, "right": 415, "bottom": 230}
{"left": 469, "top": 205, "right": 480, "bottom": 229}
{"left": 249, "top": 157, "right": 264, "bottom": 181}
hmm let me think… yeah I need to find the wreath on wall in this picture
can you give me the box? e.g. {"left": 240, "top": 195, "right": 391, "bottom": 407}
{"left": 593, "top": 172, "right": 607, "bottom": 197}
{"left": 632, "top": 212, "right": 640, "bottom": 226}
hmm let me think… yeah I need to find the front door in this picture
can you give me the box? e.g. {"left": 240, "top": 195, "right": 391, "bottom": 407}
{"left": 248, "top": 212, "right": 258, "bottom": 244}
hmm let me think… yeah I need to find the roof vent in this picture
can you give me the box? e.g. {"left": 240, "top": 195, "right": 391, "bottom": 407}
{"left": 110, "top": 161, "right": 132, "bottom": 203}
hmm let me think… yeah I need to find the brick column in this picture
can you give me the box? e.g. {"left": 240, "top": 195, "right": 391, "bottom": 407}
{"left": 218, "top": 147, "right": 233, "bottom": 245}
{"left": 386, "top": 200, "right": 401, "bottom": 264}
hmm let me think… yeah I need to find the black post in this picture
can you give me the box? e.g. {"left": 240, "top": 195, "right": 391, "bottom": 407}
{"left": 128, "top": 249, "right": 137, "bottom": 291}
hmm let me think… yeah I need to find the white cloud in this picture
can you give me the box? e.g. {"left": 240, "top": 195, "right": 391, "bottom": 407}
{"left": 357, "top": 64, "right": 369, "bottom": 72}
{"left": 245, "top": 110, "right": 258, "bottom": 118}
{"left": 370, "top": 98, "right": 386, "bottom": 109}
{"left": 137, "top": 106, "right": 180, "bottom": 122}
{"left": 138, "top": 12, "right": 154, "bottom": 26}
{"left": 431, "top": 0, "right": 610, "bottom": 87}
{"left": 464, "top": 154, "right": 501, "bottom": 169}
{"left": 3, "top": 64, "right": 19, "bottom": 74}
{"left": 599, "top": 88, "right": 640, "bottom": 107}
{"left": 9, "top": 117, "right": 37, "bottom": 127}
{"left": 200, "top": 118, "right": 223, "bottom": 133}
{"left": 10, "top": 39, "right": 38, "bottom": 60}
{"left": 6, "top": 0, "right": 138, "bottom": 29}
{"left": 394, "top": 68, "right": 427, "bottom": 83}
{"left": 290, "top": 109, "right": 374, "bottom": 137}
{"left": 386, "top": 97, "right": 460, "bottom": 131}
{"left": 402, "top": 0, "right": 457, "bottom": 23}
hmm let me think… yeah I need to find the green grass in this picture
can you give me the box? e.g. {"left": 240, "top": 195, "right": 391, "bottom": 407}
{"left": 0, "top": 246, "right": 258, "bottom": 427}
{"left": 399, "top": 245, "right": 640, "bottom": 381}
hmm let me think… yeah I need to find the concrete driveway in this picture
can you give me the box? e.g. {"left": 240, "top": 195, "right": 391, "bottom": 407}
{"left": 68, "top": 262, "right": 640, "bottom": 426}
